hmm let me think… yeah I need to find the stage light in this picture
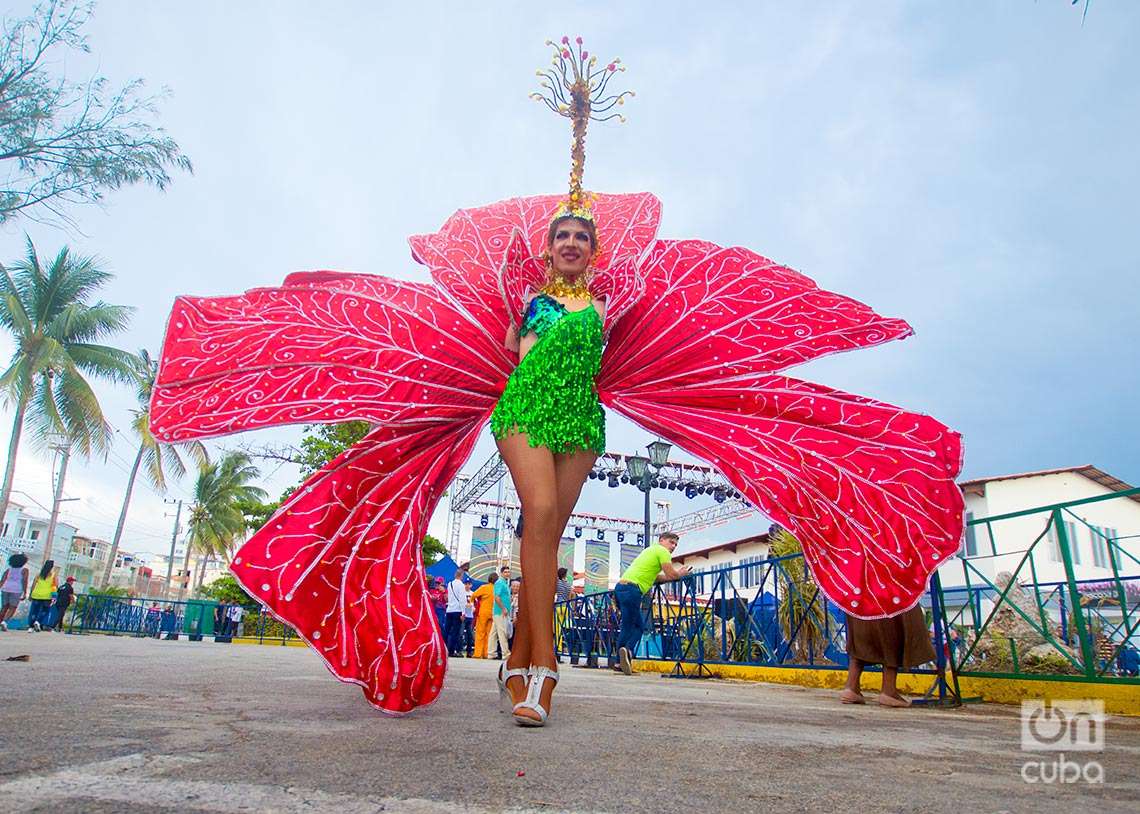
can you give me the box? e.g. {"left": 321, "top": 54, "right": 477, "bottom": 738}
{"left": 617, "top": 532, "right": 625, "bottom": 543}
{"left": 479, "top": 514, "right": 488, "bottom": 527}
{"left": 685, "top": 486, "right": 698, "bottom": 499}
{"left": 607, "top": 475, "right": 619, "bottom": 488}
{"left": 620, "top": 475, "right": 629, "bottom": 484}
{"left": 596, "top": 529, "right": 605, "bottom": 541}
{"left": 637, "top": 534, "right": 644, "bottom": 545}
{"left": 714, "top": 489, "right": 726, "bottom": 504}
{"left": 574, "top": 527, "right": 583, "bottom": 538}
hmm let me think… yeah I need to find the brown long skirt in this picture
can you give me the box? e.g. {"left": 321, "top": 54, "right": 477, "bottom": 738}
{"left": 845, "top": 606, "right": 936, "bottom": 669}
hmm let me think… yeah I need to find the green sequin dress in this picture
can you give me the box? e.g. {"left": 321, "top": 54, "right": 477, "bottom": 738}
{"left": 490, "top": 294, "right": 606, "bottom": 455}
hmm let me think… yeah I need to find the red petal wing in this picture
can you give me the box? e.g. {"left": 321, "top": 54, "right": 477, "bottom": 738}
{"left": 606, "top": 376, "right": 964, "bottom": 618}
{"left": 150, "top": 274, "right": 506, "bottom": 443}
{"left": 232, "top": 415, "right": 485, "bottom": 714}
{"left": 411, "top": 192, "right": 660, "bottom": 336}
{"left": 599, "top": 240, "right": 913, "bottom": 394}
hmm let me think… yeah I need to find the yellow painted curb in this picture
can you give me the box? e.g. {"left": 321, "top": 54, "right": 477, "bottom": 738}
{"left": 632, "top": 659, "right": 1140, "bottom": 717}
{"left": 231, "top": 636, "right": 308, "bottom": 648}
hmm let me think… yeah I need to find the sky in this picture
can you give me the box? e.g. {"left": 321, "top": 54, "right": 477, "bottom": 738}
{"left": 1, "top": 1, "right": 1137, "bottom": 567}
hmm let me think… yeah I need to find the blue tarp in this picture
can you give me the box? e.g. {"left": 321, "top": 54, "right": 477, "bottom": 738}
{"left": 425, "top": 554, "right": 484, "bottom": 589}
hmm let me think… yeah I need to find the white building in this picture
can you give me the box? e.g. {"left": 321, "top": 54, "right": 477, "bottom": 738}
{"left": 942, "top": 465, "right": 1140, "bottom": 589}
{"left": 675, "top": 534, "right": 771, "bottom": 598}
{"left": 668, "top": 465, "right": 1140, "bottom": 605}
{"left": 0, "top": 501, "right": 84, "bottom": 589}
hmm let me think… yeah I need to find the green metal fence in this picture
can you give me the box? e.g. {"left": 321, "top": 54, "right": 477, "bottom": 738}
{"left": 937, "top": 487, "right": 1140, "bottom": 684}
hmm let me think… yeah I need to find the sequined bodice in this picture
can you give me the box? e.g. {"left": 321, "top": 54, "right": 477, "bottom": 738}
{"left": 489, "top": 293, "right": 605, "bottom": 455}
{"left": 520, "top": 293, "right": 598, "bottom": 340}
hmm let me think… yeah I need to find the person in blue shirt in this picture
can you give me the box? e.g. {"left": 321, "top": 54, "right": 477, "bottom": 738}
{"left": 490, "top": 565, "right": 512, "bottom": 660}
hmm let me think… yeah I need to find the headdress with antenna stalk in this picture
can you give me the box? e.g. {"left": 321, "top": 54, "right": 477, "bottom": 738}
{"left": 531, "top": 36, "right": 634, "bottom": 223}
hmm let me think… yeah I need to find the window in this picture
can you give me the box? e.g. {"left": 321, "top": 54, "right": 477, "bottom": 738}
{"left": 29, "top": 529, "right": 40, "bottom": 541}
{"left": 1090, "top": 525, "right": 1109, "bottom": 569}
{"left": 1046, "top": 522, "right": 1061, "bottom": 562}
{"left": 737, "top": 555, "right": 764, "bottom": 589}
{"left": 1045, "top": 519, "right": 1084, "bottom": 564}
{"left": 963, "top": 512, "right": 978, "bottom": 557}
{"left": 1106, "top": 527, "right": 1120, "bottom": 570}
{"left": 1065, "top": 521, "right": 1081, "bottom": 565}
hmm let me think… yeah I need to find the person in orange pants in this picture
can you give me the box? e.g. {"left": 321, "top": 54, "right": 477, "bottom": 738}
{"left": 471, "top": 573, "right": 498, "bottom": 658}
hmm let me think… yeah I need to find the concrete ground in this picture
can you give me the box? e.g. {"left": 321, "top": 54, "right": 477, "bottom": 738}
{"left": 0, "top": 634, "right": 1137, "bottom": 813}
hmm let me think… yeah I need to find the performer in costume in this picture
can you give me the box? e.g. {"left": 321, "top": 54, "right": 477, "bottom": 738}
{"left": 489, "top": 209, "right": 607, "bottom": 724}
{"left": 150, "top": 37, "right": 965, "bottom": 718}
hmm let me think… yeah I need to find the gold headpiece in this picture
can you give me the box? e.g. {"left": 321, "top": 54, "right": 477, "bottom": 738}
{"left": 532, "top": 36, "right": 634, "bottom": 224}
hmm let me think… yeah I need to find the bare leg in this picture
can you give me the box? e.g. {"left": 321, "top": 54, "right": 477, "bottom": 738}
{"left": 840, "top": 658, "right": 866, "bottom": 704}
{"left": 520, "top": 448, "right": 596, "bottom": 718}
{"left": 496, "top": 432, "right": 557, "bottom": 706}
{"left": 878, "top": 666, "right": 910, "bottom": 707}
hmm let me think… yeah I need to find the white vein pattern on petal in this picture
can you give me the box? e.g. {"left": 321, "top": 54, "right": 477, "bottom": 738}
{"left": 601, "top": 241, "right": 910, "bottom": 389}
{"left": 608, "top": 391, "right": 961, "bottom": 619}
{"left": 232, "top": 417, "right": 484, "bottom": 713}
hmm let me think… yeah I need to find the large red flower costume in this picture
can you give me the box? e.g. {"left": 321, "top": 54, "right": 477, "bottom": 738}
{"left": 151, "top": 191, "right": 963, "bottom": 714}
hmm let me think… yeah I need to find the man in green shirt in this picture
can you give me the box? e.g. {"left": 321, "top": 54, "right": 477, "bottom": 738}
{"left": 614, "top": 531, "right": 690, "bottom": 675}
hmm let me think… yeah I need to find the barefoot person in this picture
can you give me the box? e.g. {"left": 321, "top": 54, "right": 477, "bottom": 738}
{"left": 150, "top": 39, "right": 964, "bottom": 717}
{"left": 841, "top": 605, "right": 935, "bottom": 707}
{"left": 613, "top": 532, "right": 690, "bottom": 675}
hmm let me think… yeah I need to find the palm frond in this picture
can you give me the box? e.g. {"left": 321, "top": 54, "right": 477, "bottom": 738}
{"left": 0, "top": 287, "right": 33, "bottom": 337}
{"left": 16, "top": 245, "right": 114, "bottom": 326}
{"left": 2, "top": 239, "right": 131, "bottom": 461}
{"left": 62, "top": 341, "right": 137, "bottom": 383}
{"left": 0, "top": 358, "right": 33, "bottom": 406}
{"left": 51, "top": 303, "right": 135, "bottom": 344}
{"left": 26, "top": 373, "right": 63, "bottom": 452}
{"left": 131, "top": 349, "right": 157, "bottom": 406}
{"left": 54, "top": 367, "right": 112, "bottom": 455}
{"left": 140, "top": 440, "right": 168, "bottom": 492}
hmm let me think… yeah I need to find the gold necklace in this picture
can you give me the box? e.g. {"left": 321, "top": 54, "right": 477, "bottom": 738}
{"left": 539, "top": 272, "right": 592, "bottom": 301}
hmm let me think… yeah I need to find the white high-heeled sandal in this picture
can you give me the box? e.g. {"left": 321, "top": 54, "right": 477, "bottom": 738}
{"left": 497, "top": 662, "right": 529, "bottom": 708}
{"left": 512, "top": 666, "right": 559, "bottom": 727}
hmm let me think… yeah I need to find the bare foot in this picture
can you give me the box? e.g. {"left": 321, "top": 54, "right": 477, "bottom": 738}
{"left": 877, "top": 692, "right": 911, "bottom": 708}
{"left": 839, "top": 688, "right": 866, "bottom": 705}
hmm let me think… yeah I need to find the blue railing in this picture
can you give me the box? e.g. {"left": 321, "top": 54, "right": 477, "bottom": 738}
{"left": 65, "top": 594, "right": 302, "bottom": 645}
{"left": 551, "top": 527, "right": 1140, "bottom": 686}
{"left": 554, "top": 552, "right": 876, "bottom": 676}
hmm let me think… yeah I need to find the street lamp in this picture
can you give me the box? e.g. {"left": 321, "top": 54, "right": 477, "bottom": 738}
{"left": 625, "top": 439, "right": 673, "bottom": 546}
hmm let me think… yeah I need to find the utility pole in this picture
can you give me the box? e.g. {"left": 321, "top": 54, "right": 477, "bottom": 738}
{"left": 42, "top": 435, "right": 73, "bottom": 564}
{"left": 164, "top": 498, "right": 183, "bottom": 600}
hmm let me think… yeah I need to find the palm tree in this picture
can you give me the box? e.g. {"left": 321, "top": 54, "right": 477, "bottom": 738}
{"left": 0, "top": 239, "right": 135, "bottom": 544}
{"left": 182, "top": 451, "right": 266, "bottom": 599}
{"left": 100, "top": 349, "right": 207, "bottom": 587}
{"left": 769, "top": 528, "right": 828, "bottom": 663}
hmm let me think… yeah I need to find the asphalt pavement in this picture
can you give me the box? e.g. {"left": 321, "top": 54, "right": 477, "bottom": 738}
{"left": 1, "top": 633, "right": 1137, "bottom": 813}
